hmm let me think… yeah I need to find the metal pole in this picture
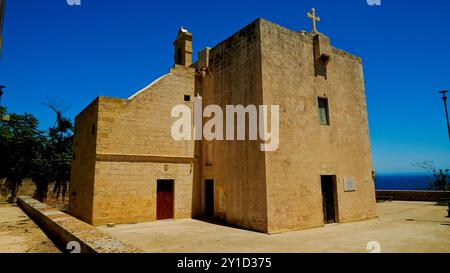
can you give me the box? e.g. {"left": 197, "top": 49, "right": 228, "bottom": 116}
{"left": 0, "top": 85, "right": 5, "bottom": 106}
{"left": 440, "top": 91, "right": 450, "bottom": 141}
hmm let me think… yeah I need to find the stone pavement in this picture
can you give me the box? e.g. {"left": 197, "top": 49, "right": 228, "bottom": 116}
{"left": 100, "top": 201, "right": 450, "bottom": 253}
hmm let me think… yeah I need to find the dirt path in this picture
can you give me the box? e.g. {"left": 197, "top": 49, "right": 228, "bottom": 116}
{"left": 0, "top": 204, "right": 59, "bottom": 253}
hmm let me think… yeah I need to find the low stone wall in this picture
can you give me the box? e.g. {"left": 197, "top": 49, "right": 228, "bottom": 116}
{"left": 17, "top": 196, "right": 142, "bottom": 253}
{"left": 376, "top": 190, "right": 450, "bottom": 202}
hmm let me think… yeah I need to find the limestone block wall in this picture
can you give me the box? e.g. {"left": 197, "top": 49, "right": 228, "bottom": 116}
{"left": 96, "top": 65, "right": 196, "bottom": 157}
{"left": 92, "top": 161, "right": 194, "bottom": 225}
{"left": 69, "top": 99, "right": 99, "bottom": 223}
{"left": 69, "top": 65, "right": 201, "bottom": 225}
{"left": 69, "top": 18, "right": 377, "bottom": 233}
{"left": 259, "top": 19, "right": 377, "bottom": 233}
{"left": 201, "top": 19, "right": 269, "bottom": 232}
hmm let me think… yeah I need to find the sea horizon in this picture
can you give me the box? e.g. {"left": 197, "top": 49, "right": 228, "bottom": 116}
{"left": 375, "top": 172, "right": 438, "bottom": 191}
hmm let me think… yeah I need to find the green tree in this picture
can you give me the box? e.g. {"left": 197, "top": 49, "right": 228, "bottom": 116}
{"left": 33, "top": 102, "right": 73, "bottom": 202}
{"left": 48, "top": 108, "right": 73, "bottom": 202}
{"left": 0, "top": 106, "right": 43, "bottom": 202}
{"left": 413, "top": 161, "right": 449, "bottom": 192}
{"left": 30, "top": 135, "right": 54, "bottom": 202}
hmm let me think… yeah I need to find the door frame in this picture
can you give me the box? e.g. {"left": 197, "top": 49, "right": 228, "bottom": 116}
{"left": 204, "top": 179, "right": 214, "bottom": 218}
{"left": 320, "top": 175, "right": 339, "bottom": 224}
{"left": 156, "top": 179, "right": 175, "bottom": 220}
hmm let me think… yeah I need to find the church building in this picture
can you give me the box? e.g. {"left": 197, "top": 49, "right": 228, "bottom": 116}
{"left": 69, "top": 15, "right": 377, "bottom": 233}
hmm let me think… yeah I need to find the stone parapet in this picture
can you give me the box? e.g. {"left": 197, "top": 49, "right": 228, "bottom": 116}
{"left": 17, "top": 196, "right": 141, "bottom": 253}
{"left": 376, "top": 190, "right": 450, "bottom": 202}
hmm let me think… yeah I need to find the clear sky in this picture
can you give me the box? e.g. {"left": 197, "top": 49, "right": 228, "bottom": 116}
{"left": 0, "top": 0, "right": 449, "bottom": 174}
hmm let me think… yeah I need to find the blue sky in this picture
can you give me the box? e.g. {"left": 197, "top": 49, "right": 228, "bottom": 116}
{"left": 0, "top": 0, "right": 449, "bottom": 174}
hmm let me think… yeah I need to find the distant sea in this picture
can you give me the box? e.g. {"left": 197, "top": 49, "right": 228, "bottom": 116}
{"left": 375, "top": 173, "right": 435, "bottom": 190}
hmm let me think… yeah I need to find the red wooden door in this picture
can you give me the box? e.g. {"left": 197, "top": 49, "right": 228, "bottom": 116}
{"left": 157, "top": 180, "right": 174, "bottom": 220}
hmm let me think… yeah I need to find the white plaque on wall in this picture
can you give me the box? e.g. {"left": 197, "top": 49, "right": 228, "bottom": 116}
{"left": 344, "top": 177, "right": 356, "bottom": 192}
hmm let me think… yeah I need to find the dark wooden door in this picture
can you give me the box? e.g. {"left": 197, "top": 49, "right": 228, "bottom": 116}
{"left": 204, "top": 180, "right": 214, "bottom": 218}
{"left": 321, "top": 176, "right": 336, "bottom": 224}
{"left": 157, "top": 180, "right": 174, "bottom": 220}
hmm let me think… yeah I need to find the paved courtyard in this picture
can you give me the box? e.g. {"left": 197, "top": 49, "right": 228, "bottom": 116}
{"left": 100, "top": 201, "right": 450, "bottom": 253}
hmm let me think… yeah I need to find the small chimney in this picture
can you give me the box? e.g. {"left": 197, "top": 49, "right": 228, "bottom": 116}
{"left": 198, "top": 47, "right": 210, "bottom": 70}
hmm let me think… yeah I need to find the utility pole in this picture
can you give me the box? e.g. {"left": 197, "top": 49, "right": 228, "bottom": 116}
{"left": 0, "top": 85, "right": 5, "bottom": 106}
{"left": 0, "top": 0, "right": 5, "bottom": 57}
{"left": 0, "top": 85, "right": 8, "bottom": 122}
{"left": 439, "top": 90, "right": 450, "bottom": 141}
{"left": 0, "top": 1, "right": 6, "bottom": 120}
{"left": 0, "top": 0, "right": 4, "bottom": 107}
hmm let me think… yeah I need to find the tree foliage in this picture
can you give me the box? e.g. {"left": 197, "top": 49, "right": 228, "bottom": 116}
{"left": 0, "top": 104, "right": 73, "bottom": 203}
{"left": 0, "top": 106, "right": 43, "bottom": 202}
{"left": 413, "top": 161, "right": 450, "bottom": 192}
{"left": 43, "top": 102, "right": 73, "bottom": 201}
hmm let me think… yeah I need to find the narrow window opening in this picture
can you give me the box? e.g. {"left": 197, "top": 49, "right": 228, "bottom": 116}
{"left": 205, "top": 143, "right": 213, "bottom": 166}
{"left": 176, "top": 47, "right": 183, "bottom": 65}
{"left": 315, "top": 55, "right": 329, "bottom": 79}
{"left": 318, "top": 97, "right": 330, "bottom": 125}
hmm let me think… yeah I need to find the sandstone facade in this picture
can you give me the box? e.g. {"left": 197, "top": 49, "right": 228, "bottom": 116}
{"left": 69, "top": 19, "right": 377, "bottom": 233}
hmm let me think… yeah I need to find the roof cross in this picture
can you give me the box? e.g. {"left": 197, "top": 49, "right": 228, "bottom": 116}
{"left": 307, "top": 8, "right": 321, "bottom": 33}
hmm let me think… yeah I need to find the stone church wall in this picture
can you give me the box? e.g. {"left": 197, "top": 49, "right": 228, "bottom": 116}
{"left": 259, "top": 19, "right": 377, "bottom": 233}
{"left": 70, "top": 66, "right": 200, "bottom": 225}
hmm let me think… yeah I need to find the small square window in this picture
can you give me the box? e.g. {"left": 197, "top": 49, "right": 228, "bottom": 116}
{"left": 318, "top": 97, "right": 330, "bottom": 125}
{"left": 184, "top": 95, "right": 191, "bottom": 102}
